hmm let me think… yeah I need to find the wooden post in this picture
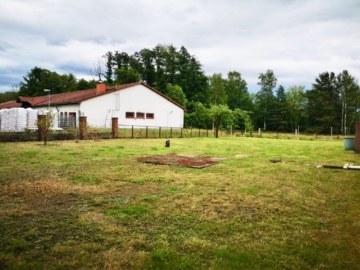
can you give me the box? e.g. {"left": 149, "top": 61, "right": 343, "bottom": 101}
{"left": 79, "top": 116, "right": 87, "bottom": 140}
{"left": 355, "top": 122, "right": 360, "bottom": 153}
{"left": 112, "top": 117, "right": 118, "bottom": 138}
{"left": 131, "top": 126, "right": 134, "bottom": 139}
{"left": 146, "top": 126, "right": 148, "bottom": 138}
{"left": 159, "top": 127, "right": 161, "bottom": 138}
{"left": 170, "top": 127, "right": 172, "bottom": 138}
{"left": 37, "top": 114, "right": 46, "bottom": 142}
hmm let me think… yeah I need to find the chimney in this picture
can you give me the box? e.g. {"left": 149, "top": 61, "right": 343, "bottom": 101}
{"left": 96, "top": 81, "right": 106, "bottom": 94}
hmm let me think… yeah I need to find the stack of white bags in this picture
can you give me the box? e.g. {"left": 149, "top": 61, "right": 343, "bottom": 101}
{"left": 27, "top": 108, "right": 38, "bottom": 128}
{"left": 0, "top": 108, "right": 39, "bottom": 132}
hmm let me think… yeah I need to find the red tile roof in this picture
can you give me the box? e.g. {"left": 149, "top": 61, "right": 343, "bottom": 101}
{"left": 10, "top": 82, "right": 185, "bottom": 111}
{"left": 0, "top": 100, "right": 22, "bottom": 109}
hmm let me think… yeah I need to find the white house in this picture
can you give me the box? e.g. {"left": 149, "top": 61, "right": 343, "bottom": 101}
{"left": 10, "top": 82, "right": 185, "bottom": 129}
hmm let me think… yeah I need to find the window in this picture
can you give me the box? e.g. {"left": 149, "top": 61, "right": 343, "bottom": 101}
{"left": 146, "top": 113, "right": 154, "bottom": 119}
{"left": 136, "top": 112, "right": 145, "bottom": 119}
{"left": 126, "top": 112, "right": 134, "bottom": 118}
{"left": 59, "top": 112, "right": 64, "bottom": 127}
{"left": 69, "top": 112, "right": 76, "bottom": 128}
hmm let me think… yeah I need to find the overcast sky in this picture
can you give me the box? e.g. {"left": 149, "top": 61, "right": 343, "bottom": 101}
{"left": 1, "top": 0, "right": 359, "bottom": 94}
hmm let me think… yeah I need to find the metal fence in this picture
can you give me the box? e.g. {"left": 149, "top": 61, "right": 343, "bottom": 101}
{"left": 118, "top": 125, "right": 215, "bottom": 138}
{"left": 117, "top": 125, "right": 353, "bottom": 140}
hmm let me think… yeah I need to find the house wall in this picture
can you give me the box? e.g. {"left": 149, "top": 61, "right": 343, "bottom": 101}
{"left": 36, "top": 105, "right": 80, "bottom": 129}
{"left": 80, "top": 85, "right": 184, "bottom": 128}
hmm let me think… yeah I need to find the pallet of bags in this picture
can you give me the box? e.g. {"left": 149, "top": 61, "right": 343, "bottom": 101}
{"left": 1, "top": 109, "right": 10, "bottom": 131}
{"left": 26, "top": 108, "right": 38, "bottom": 129}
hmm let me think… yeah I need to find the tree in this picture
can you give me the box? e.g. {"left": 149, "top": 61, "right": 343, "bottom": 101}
{"left": 225, "top": 71, "right": 249, "bottom": 110}
{"left": 286, "top": 85, "right": 307, "bottom": 132}
{"left": 233, "top": 108, "right": 254, "bottom": 134}
{"left": 36, "top": 110, "right": 56, "bottom": 146}
{"left": 91, "top": 60, "right": 103, "bottom": 82}
{"left": 77, "top": 79, "right": 97, "bottom": 90}
{"left": 209, "top": 73, "right": 227, "bottom": 105}
{"left": 336, "top": 70, "right": 360, "bottom": 134}
{"left": 19, "top": 67, "right": 64, "bottom": 96}
{"left": 271, "top": 85, "right": 288, "bottom": 131}
{"left": 115, "top": 67, "right": 140, "bottom": 85}
{"left": 60, "top": 73, "right": 78, "bottom": 92}
{"left": 166, "top": 84, "right": 187, "bottom": 107}
{"left": 306, "top": 72, "right": 340, "bottom": 133}
{"left": 102, "top": 45, "right": 208, "bottom": 103}
{"left": 103, "top": 51, "right": 114, "bottom": 84}
{"left": 0, "top": 85, "right": 19, "bottom": 103}
{"left": 184, "top": 102, "right": 212, "bottom": 129}
{"left": 209, "top": 104, "right": 233, "bottom": 138}
{"left": 256, "top": 69, "right": 277, "bottom": 130}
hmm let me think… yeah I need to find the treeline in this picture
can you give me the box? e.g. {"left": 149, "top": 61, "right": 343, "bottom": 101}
{"left": 2, "top": 44, "right": 360, "bottom": 134}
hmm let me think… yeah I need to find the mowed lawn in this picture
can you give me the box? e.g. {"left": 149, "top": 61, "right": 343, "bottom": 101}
{"left": 0, "top": 137, "right": 359, "bottom": 269}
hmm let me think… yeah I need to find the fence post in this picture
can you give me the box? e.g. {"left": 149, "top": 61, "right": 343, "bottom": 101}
{"left": 199, "top": 128, "right": 200, "bottom": 137}
{"left": 159, "top": 127, "right": 161, "bottom": 138}
{"left": 355, "top": 122, "right": 360, "bottom": 153}
{"left": 131, "top": 125, "right": 134, "bottom": 139}
{"left": 181, "top": 128, "right": 183, "bottom": 138}
{"left": 170, "top": 127, "right": 172, "bottom": 138}
{"left": 37, "top": 114, "right": 46, "bottom": 142}
{"left": 146, "top": 126, "right": 148, "bottom": 138}
{"left": 112, "top": 117, "right": 118, "bottom": 139}
{"left": 79, "top": 116, "right": 87, "bottom": 140}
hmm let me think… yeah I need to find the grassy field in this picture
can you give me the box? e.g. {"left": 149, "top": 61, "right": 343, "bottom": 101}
{"left": 0, "top": 137, "right": 359, "bottom": 269}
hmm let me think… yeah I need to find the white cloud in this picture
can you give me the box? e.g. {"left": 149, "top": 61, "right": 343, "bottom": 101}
{"left": 0, "top": 0, "right": 359, "bottom": 93}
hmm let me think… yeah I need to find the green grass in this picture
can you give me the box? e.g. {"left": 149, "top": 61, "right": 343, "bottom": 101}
{"left": 0, "top": 137, "right": 360, "bottom": 269}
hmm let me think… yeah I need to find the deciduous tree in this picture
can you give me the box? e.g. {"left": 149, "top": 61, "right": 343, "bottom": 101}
{"left": 336, "top": 70, "right": 360, "bottom": 134}
{"left": 256, "top": 69, "right": 277, "bottom": 130}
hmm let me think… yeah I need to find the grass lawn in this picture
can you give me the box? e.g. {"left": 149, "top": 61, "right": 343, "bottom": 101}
{"left": 0, "top": 137, "right": 359, "bottom": 269}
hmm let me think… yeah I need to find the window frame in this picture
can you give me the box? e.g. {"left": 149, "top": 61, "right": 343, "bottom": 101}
{"left": 125, "top": 112, "right": 135, "bottom": 119}
{"left": 146, "top": 113, "right": 154, "bottom": 119}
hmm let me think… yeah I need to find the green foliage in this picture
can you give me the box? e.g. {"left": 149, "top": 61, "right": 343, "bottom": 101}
{"left": 270, "top": 85, "right": 288, "bottom": 131}
{"left": 166, "top": 84, "right": 187, "bottom": 107}
{"left": 209, "top": 104, "right": 233, "bottom": 138}
{"left": 0, "top": 88, "right": 18, "bottom": 103}
{"left": 209, "top": 73, "right": 227, "bottom": 105}
{"left": 255, "top": 69, "right": 277, "bottom": 130}
{"left": 18, "top": 66, "right": 93, "bottom": 96}
{"left": 225, "top": 71, "right": 250, "bottom": 110}
{"left": 102, "top": 44, "right": 208, "bottom": 102}
{"left": 103, "top": 51, "right": 114, "bottom": 84}
{"left": 306, "top": 72, "right": 340, "bottom": 133}
{"left": 184, "top": 102, "right": 212, "bottom": 128}
{"left": 337, "top": 70, "right": 360, "bottom": 134}
{"left": 286, "top": 85, "right": 307, "bottom": 131}
{"left": 77, "top": 78, "right": 97, "bottom": 90}
{"left": 115, "top": 67, "right": 140, "bottom": 85}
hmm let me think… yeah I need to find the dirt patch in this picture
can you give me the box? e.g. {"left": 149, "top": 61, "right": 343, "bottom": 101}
{"left": 137, "top": 153, "right": 228, "bottom": 168}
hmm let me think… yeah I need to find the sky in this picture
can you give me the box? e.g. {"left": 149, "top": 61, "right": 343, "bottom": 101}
{"left": 0, "top": 0, "right": 359, "bottom": 94}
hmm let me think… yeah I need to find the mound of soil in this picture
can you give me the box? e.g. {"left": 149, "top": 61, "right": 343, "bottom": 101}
{"left": 138, "top": 153, "right": 228, "bottom": 168}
